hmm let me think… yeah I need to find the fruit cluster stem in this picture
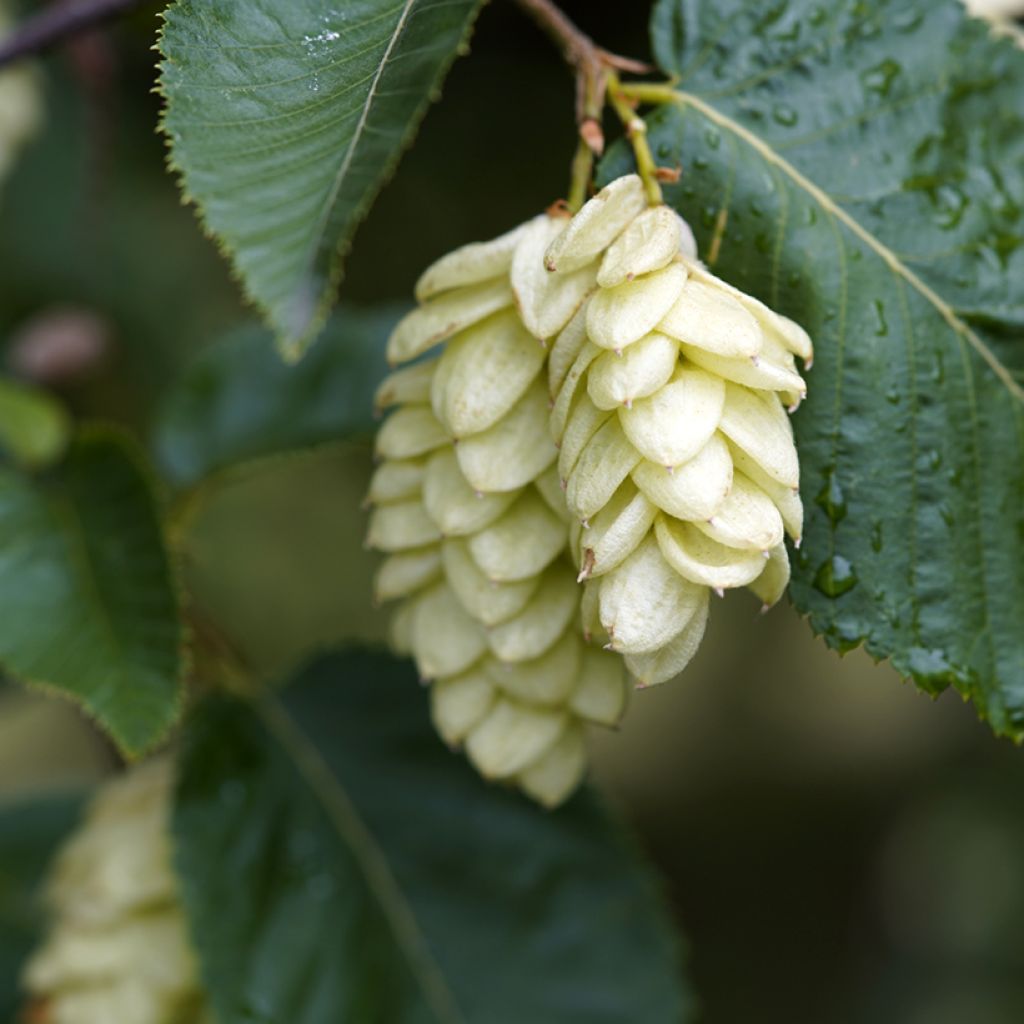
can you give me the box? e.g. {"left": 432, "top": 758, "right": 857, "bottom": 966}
{"left": 605, "top": 70, "right": 663, "bottom": 206}
{"left": 512, "top": 0, "right": 663, "bottom": 209}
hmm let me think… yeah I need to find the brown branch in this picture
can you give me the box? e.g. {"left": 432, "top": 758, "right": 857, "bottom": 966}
{"left": 0, "top": 0, "right": 157, "bottom": 70}
{"left": 513, "top": 0, "right": 598, "bottom": 70}
{"left": 513, "top": 0, "right": 650, "bottom": 75}
{"left": 513, "top": 0, "right": 650, "bottom": 134}
{"left": 513, "top": 0, "right": 665, "bottom": 208}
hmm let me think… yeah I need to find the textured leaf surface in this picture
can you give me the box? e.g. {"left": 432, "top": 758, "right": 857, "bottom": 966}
{"left": 158, "top": 0, "right": 483, "bottom": 357}
{"left": 0, "top": 430, "right": 184, "bottom": 753}
{"left": 174, "top": 649, "right": 691, "bottom": 1024}
{"left": 0, "top": 794, "right": 83, "bottom": 1019}
{"left": 154, "top": 304, "right": 400, "bottom": 489}
{"left": 617, "top": 0, "right": 1024, "bottom": 733}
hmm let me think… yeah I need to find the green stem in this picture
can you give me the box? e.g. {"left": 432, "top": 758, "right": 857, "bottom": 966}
{"left": 606, "top": 71, "right": 663, "bottom": 206}
{"left": 615, "top": 81, "right": 680, "bottom": 106}
{"left": 512, "top": 0, "right": 657, "bottom": 208}
{"left": 566, "top": 138, "right": 594, "bottom": 212}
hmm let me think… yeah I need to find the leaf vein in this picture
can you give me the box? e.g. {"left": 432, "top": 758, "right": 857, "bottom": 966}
{"left": 256, "top": 692, "right": 466, "bottom": 1024}
{"left": 672, "top": 90, "right": 1024, "bottom": 403}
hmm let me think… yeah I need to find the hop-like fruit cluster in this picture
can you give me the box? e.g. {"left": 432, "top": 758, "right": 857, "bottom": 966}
{"left": 0, "top": 5, "right": 41, "bottom": 185}
{"left": 369, "top": 173, "right": 811, "bottom": 805}
{"left": 23, "top": 759, "right": 210, "bottom": 1024}
{"left": 546, "top": 175, "right": 812, "bottom": 685}
{"left": 367, "top": 217, "right": 629, "bottom": 808}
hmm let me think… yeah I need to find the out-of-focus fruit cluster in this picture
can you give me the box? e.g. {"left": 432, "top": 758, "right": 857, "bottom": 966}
{"left": 22, "top": 759, "right": 210, "bottom": 1024}
{"left": 0, "top": 4, "right": 42, "bottom": 187}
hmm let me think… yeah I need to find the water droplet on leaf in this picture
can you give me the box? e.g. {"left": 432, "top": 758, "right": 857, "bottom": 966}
{"left": 814, "top": 555, "right": 859, "bottom": 597}
{"left": 816, "top": 470, "right": 847, "bottom": 524}
{"left": 861, "top": 58, "right": 901, "bottom": 96}
{"left": 872, "top": 299, "right": 888, "bottom": 336}
{"left": 906, "top": 646, "right": 956, "bottom": 692}
{"left": 772, "top": 103, "right": 798, "bottom": 127}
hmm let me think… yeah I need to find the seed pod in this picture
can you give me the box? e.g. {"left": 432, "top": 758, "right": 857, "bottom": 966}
{"left": 548, "top": 175, "right": 811, "bottom": 687}
{"left": 369, "top": 215, "right": 629, "bottom": 807}
{"left": 22, "top": 759, "right": 210, "bottom": 1024}
{"left": 0, "top": 9, "right": 42, "bottom": 186}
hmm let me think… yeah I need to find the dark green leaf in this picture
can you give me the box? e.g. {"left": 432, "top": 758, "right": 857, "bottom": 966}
{"left": 158, "top": 0, "right": 484, "bottom": 358}
{"left": 0, "top": 794, "right": 84, "bottom": 1019}
{"left": 612, "top": 0, "right": 1024, "bottom": 733}
{"left": 153, "top": 304, "right": 401, "bottom": 490}
{"left": 0, "top": 428, "right": 184, "bottom": 754}
{"left": 174, "top": 649, "right": 691, "bottom": 1024}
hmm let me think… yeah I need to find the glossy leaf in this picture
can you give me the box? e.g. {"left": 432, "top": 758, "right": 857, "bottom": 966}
{"left": 613, "top": 0, "right": 1024, "bottom": 733}
{"left": 0, "top": 429, "right": 184, "bottom": 753}
{"left": 0, "top": 794, "right": 83, "bottom": 1020}
{"left": 158, "top": 0, "right": 483, "bottom": 358}
{"left": 174, "top": 649, "right": 692, "bottom": 1024}
{"left": 153, "top": 305, "right": 401, "bottom": 489}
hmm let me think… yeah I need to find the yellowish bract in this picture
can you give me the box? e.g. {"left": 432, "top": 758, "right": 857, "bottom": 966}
{"left": 546, "top": 176, "right": 812, "bottom": 686}
{"left": 22, "top": 759, "right": 210, "bottom": 1024}
{"left": 0, "top": 5, "right": 42, "bottom": 188}
{"left": 370, "top": 173, "right": 811, "bottom": 803}
{"left": 368, "top": 216, "right": 630, "bottom": 808}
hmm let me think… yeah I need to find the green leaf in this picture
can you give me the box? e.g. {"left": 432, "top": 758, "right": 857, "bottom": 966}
{"left": 613, "top": 0, "right": 1024, "bottom": 733}
{"left": 0, "top": 428, "right": 185, "bottom": 754}
{"left": 153, "top": 304, "right": 401, "bottom": 490}
{"left": 0, "top": 794, "right": 83, "bottom": 1019}
{"left": 158, "top": 0, "right": 483, "bottom": 358}
{"left": 0, "top": 378, "right": 69, "bottom": 470}
{"left": 174, "top": 649, "right": 692, "bottom": 1024}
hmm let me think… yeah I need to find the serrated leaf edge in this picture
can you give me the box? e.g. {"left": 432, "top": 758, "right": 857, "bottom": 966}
{"left": 154, "top": 1, "right": 486, "bottom": 361}
{"left": 1, "top": 424, "right": 188, "bottom": 758}
{"left": 648, "top": 84, "right": 1024, "bottom": 736}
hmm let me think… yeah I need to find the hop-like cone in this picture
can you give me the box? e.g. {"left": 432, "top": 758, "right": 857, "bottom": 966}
{"left": 547, "top": 175, "right": 812, "bottom": 685}
{"left": 368, "top": 217, "right": 628, "bottom": 808}
{"left": 0, "top": 6, "right": 42, "bottom": 184}
{"left": 22, "top": 759, "right": 210, "bottom": 1024}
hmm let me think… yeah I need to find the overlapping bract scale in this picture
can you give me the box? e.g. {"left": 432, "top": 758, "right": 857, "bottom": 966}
{"left": 546, "top": 177, "right": 812, "bottom": 687}
{"left": 22, "top": 760, "right": 210, "bottom": 1024}
{"left": 368, "top": 220, "right": 629, "bottom": 808}
{"left": 0, "top": 4, "right": 42, "bottom": 186}
{"left": 369, "top": 173, "right": 811, "bottom": 804}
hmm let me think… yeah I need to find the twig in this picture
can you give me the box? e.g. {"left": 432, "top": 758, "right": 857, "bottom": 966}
{"left": 513, "top": 0, "right": 598, "bottom": 72}
{"left": 513, "top": 0, "right": 650, "bottom": 75}
{"left": 0, "top": 0, "right": 156, "bottom": 70}
{"left": 512, "top": 0, "right": 662, "bottom": 208}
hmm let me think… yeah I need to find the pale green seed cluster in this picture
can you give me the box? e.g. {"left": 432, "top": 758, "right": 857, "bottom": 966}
{"left": 0, "top": 5, "right": 41, "bottom": 185}
{"left": 369, "top": 173, "right": 811, "bottom": 805}
{"left": 23, "top": 760, "right": 210, "bottom": 1024}
{"left": 548, "top": 175, "right": 812, "bottom": 685}
{"left": 367, "top": 217, "right": 629, "bottom": 808}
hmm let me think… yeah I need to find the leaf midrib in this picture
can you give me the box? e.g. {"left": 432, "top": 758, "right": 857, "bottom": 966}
{"left": 672, "top": 89, "right": 1024, "bottom": 405}
{"left": 296, "top": 0, "right": 417, "bottom": 296}
{"left": 256, "top": 692, "right": 466, "bottom": 1024}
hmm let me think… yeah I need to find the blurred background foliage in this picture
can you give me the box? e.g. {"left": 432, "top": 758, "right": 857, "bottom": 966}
{"left": 2, "top": 1, "right": 1023, "bottom": 1021}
